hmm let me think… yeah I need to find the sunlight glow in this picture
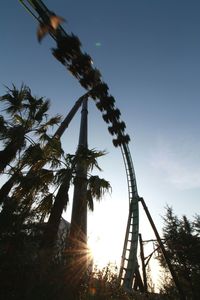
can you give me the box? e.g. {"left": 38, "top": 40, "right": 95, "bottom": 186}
{"left": 87, "top": 200, "right": 127, "bottom": 270}
{"left": 88, "top": 234, "right": 119, "bottom": 269}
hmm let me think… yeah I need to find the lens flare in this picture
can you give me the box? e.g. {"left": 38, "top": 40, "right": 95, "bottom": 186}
{"left": 95, "top": 42, "right": 102, "bottom": 47}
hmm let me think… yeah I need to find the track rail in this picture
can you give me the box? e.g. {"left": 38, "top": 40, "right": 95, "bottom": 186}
{"left": 119, "top": 143, "right": 139, "bottom": 290}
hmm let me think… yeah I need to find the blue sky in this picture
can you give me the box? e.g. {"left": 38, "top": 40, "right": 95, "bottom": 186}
{"left": 1, "top": 0, "right": 200, "bottom": 268}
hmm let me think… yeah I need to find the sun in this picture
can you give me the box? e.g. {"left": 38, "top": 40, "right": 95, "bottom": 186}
{"left": 88, "top": 233, "right": 120, "bottom": 270}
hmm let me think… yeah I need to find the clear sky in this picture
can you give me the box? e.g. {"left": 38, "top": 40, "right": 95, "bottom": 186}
{"left": 1, "top": 0, "right": 200, "bottom": 270}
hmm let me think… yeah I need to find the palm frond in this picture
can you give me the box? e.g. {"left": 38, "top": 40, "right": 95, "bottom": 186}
{"left": 75, "top": 147, "right": 107, "bottom": 172}
{"left": 0, "top": 115, "right": 8, "bottom": 139}
{"left": 86, "top": 190, "right": 94, "bottom": 211}
{"left": 13, "top": 114, "right": 25, "bottom": 125}
{"left": 45, "top": 137, "right": 64, "bottom": 159}
{"left": 36, "top": 115, "right": 61, "bottom": 134}
{"left": 54, "top": 168, "right": 72, "bottom": 186}
{"left": 36, "top": 193, "right": 54, "bottom": 215}
{"left": 87, "top": 175, "right": 111, "bottom": 201}
{"left": 21, "top": 144, "right": 44, "bottom": 167}
{"left": 0, "top": 84, "right": 30, "bottom": 116}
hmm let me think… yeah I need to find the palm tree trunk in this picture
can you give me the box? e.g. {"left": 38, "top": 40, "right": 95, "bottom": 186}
{"left": 67, "top": 98, "right": 88, "bottom": 284}
{"left": 69, "top": 98, "right": 88, "bottom": 244}
{"left": 40, "top": 172, "right": 71, "bottom": 250}
{"left": 0, "top": 135, "right": 25, "bottom": 173}
{"left": 0, "top": 197, "right": 18, "bottom": 234}
{"left": 69, "top": 172, "right": 87, "bottom": 245}
{"left": 0, "top": 172, "right": 21, "bottom": 234}
{"left": 0, "top": 174, "right": 17, "bottom": 205}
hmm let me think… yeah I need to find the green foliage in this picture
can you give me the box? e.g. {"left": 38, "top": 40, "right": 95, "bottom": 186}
{"left": 157, "top": 206, "right": 200, "bottom": 299}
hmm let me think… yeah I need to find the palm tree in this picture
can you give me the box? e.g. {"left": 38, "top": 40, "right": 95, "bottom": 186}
{"left": 40, "top": 159, "right": 74, "bottom": 250}
{"left": 40, "top": 148, "right": 110, "bottom": 254}
{"left": 7, "top": 92, "right": 91, "bottom": 227}
{"left": 0, "top": 167, "right": 55, "bottom": 234}
{"left": 0, "top": 84, "right": 112, "bottom": 268}
{"left": 0, "top": 84, "right": 61, "bottom": 173}
{"left": 0, "top": 85, "right": 62, "bottom": 234}
{"left": 68, "top": 147, "right": 110, "bottom": 246}
{"left": 0, "top": 87, "right": 94, "bottom": 237}
{"left": 52, "top": 147, "right": 110, "bottom": 290}
{"left": 0, "top": 139, "right": 61, "bottom": 226}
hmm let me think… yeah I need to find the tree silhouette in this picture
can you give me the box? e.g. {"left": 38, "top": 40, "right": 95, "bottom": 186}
{"left": 0, "top": 85, "right": 61, "bottom": 173}
{"left": 157, "top": 206, "right": 200, "bottom": 299}
{"left": 0, "top": 85, "right": 111, "bottom": 280}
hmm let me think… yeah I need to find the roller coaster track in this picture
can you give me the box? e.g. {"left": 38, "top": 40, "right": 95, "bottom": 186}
{"left": 119, "top": 144, "right": 139, "bottom": 290}
{"left": 19, "top": 0, "right": 140, "bottom": 291}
